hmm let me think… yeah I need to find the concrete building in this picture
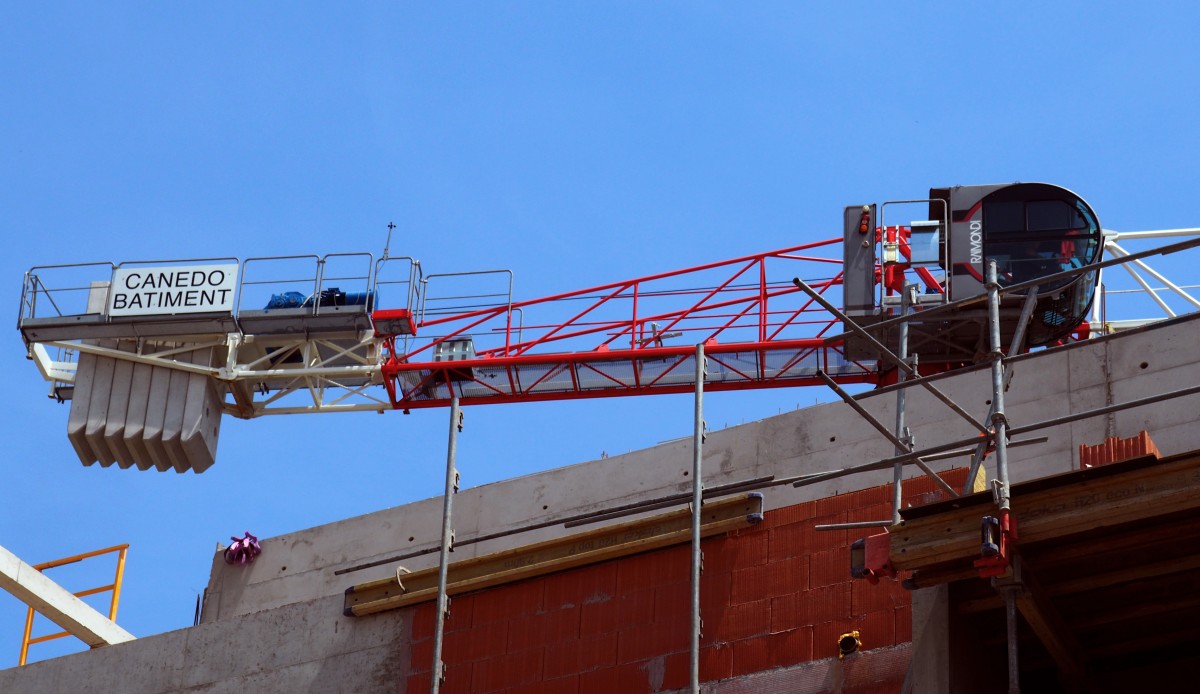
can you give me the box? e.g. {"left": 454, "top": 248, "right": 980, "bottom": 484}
{"left": 4, "top": 308, "right": 1199, "bottom": 693}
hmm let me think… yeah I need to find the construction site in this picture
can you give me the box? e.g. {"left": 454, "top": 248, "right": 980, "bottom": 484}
{"left": 2, "top": 180, "right": 1199, "bottom": 693}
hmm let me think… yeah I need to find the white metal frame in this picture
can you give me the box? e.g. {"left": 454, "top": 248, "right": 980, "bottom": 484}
{"left": 1092, "top": 228, "right": 1200, "bottom": 333}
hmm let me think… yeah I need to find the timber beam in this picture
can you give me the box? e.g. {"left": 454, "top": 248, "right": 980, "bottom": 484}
{"left": 345, "top": 493, "right": 764, "bottom": 617}
{"left": 890, "top": 452, "right": 1200, "bottom": 575}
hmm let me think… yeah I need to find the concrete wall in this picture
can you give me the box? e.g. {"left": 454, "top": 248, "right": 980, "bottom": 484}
{"left": 0, "top": 473, "right": 957, "bottom": 694}
{"left": 201, "top": 315, "right": 1200, "bottom": 626}
{"left": 0, "top": 593, "right": 411, "bottom": 694}
{"left": 3, "top": 314, "right": 1198, "bottom": 693}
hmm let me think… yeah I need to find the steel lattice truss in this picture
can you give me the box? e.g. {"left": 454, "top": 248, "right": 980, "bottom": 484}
{"left": 18, "top": 229, "right": 1200, "bottom": 417}
{"left": 379, "top": 239, "right": 874, "bottom": 410}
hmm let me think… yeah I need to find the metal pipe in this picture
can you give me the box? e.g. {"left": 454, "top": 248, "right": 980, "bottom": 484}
{"left": 821, "top": 235, "right": 1200, "bottom": 363}
{"left": 1005, "top": 588, "right": 1021, "bottom": 693}
{"left": 805, "top": 374, "right": 1200, "bottom": 490}
{"left": 796, "top": 356, "right": 1200, "bottom": 493}
{"left": 431, "top": 397, "right": 461, "bottom": 694}
{"left": 815, "top": 520, "right": 894, "bottom": 531}
{"left": 816, "top": 370, "right": 911, "bottom": 452}
{"left": 689, "top": 343, "right": 705, "bottom": 693}
{"left": 566, "top": 476, "right": 771, "bottom": 528}
{"left": 919, "top": 437, "right": 1048, "bottom": 465}
{"left": 789, "top": 436, "right": 1048, "bottom": 490}
{"left": 1008, "top": 382, "right": 1200, "bottom": 437}
{"left": 913, "top": 458, "right": 959, "bottom": 498}
{"left": 986, "top": 262, "right": 1012, "bottom": 512}
{"left": 965, "top": 290, "right": 1038, "bottom": 494}
{"left": 792, "top": 277, "right": 989, "bottom": 435}
{"left": 19, "top": 607, "right": 34, "bottom": 666}
{"left": 109, "top": 547, "right": 128, "bottom": 621}
{"left": 1105, "top": 227, "right": 1200, "bottom": 239}
{"left": 859, "top": 309, "right": 1200, "bottom": 404}
{"left": 893, "top": 285, "right": 912, "bottom": 523}
{"left": 1007, "top": 290, "right": 1040, "bottom": 360}
{"left": 334, "top": 474, "right": 776, "bottom": 576}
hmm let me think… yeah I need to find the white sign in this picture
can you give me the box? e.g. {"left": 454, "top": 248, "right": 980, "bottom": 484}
{"left": 108, "top": 264, "right": 238, "bottom": 317}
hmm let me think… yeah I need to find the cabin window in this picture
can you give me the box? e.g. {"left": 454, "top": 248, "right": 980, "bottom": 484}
{"left": 984, "top": 198, "right": 1100, "bottom": 288}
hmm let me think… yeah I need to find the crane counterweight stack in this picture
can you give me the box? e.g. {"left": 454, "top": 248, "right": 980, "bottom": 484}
{"left": 68, "top": 343, "right": 222, "bottom": 472}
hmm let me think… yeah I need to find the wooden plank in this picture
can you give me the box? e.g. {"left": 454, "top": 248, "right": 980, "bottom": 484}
{"left": 958, "top": 553, "right": 1200, "bottom": 614}
{"left": 890, "top": 454, "right": 1200, "bottom": 571}
{"left": 1051, "top": 552, "right": 1200, "bottom": 597}
{"left": 345, "top": 493, "right": 763, "bottom": 617}
{"left": 1021, "top": 511, "right": 1200, "bottom": 569}
{"left": 1072, "top": 587, "right": 1200, "bottom": 630}
{"left": 904, "top": 564, "right": 983, "bottom": 590}
{"left": 906, "top": 508, "right": 1200, "bottom": 590}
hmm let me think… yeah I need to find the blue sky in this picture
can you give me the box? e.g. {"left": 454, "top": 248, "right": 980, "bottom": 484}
{"left": 2, "top": 3, "right": 1198, "bottom": 666}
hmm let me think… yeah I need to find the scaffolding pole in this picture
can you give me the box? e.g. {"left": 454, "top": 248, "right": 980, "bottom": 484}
{"left": 792, "top": 277, "right": 989, "bottom": 435}
{"left": 985, "top": 261, "right": 1020, "bottom": 693}
{"left": 689, "top": 343, "right": 706, "bottom": 693}
{"left": 985, "top": 262, "right": 1012, "bottom": 512}
{"left": 893, "top": 285, "right": 913, "bottom": 523}
{"left": 965, "top": 289, "right": 1039, "bottom": 494}
{"left": 1004, "top": 587, "right": 1021, "bottom": 694}
{"left": 431, "top": 397, "right": 461, "bottom": 694}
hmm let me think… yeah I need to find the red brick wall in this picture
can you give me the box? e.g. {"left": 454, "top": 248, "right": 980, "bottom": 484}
{"left": 405, "top": 469, "right": 967, "bottom": 693}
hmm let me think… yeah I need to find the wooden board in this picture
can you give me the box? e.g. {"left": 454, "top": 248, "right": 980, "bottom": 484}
{"left": 344, "top": 493, "right": 764, "bottom": 617}
{"left": 890, "top": 453, "right": 1200, "bottom": 572}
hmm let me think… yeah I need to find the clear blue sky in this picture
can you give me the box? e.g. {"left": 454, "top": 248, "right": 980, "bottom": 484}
{"left": 2, "top": 3, "right": 1198, "bottom": 666}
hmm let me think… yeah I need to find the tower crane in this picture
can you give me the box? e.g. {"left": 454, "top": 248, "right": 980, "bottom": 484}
{"left": 23, "top": 181, "right": 1183, "bottom": 473}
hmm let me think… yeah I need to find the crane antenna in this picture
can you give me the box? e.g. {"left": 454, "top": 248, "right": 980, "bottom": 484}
{"left": 382, "top": 221, "right": 396, "bottom": 261}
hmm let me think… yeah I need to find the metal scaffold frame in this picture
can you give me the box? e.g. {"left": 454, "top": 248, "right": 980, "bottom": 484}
{"left": 406, "top": 234, "right": 1200, "bottom": 694}
{"left": 786, "top": 235, "right": 1200, "bottom": 693}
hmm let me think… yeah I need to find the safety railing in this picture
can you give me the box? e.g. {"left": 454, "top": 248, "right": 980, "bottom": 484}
{"left": 18, "top": 544, "right": 129, "bottom": 666}
{"left": 17, "top": 251, "right": 424, "bottom": 335}
{"left": 18, "top": 262, "right": 117, "bottom": 325}
{"left": 1095, "top": 229, "right": 1200, "bottom": 333}
{"left": 236, "top": 252, "right": 375, "bottom": 316}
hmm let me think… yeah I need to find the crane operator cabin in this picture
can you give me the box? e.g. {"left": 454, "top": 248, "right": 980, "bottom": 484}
{"left": 841, "top": 182, "right": 1103, "bottom": 365}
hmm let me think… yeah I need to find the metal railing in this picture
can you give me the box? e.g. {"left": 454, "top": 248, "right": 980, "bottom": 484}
{"left": 18, "top": 544, "right": 129, "bottom": 666}
{"left": 18, "top": 252, "right": 425, "bottom": 330}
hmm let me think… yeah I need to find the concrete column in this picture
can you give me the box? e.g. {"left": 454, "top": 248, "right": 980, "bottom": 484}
{"left": 909, "top": 584, "right": 951, "bottom": 694}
